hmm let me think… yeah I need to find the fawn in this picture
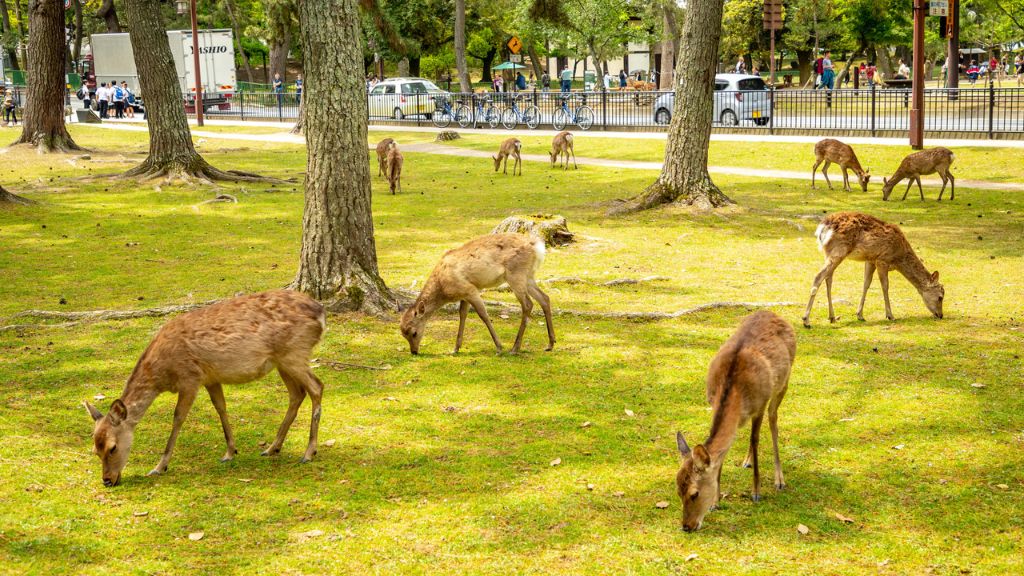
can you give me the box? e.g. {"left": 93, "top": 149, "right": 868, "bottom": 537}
{"left": 376, "top": 138, "right": 395, "bottom": 177}
{"left": 802, "top": 211, "right": 944, "bottom": 328}
{"left": 385, "top": 141, "right": 404, "bottom": 194}
{"left": 882, "top": 147, "right": 955, "bottom": 201}
{"left": 811, "top": 138, "right": 871, "bottom": 192}
{"left": 493, "top": 137, "right": 522, "bottom": 175}
{"left": 550, "top": 131, "right": 577, "bottom": 170}
{"left": 676, "top": 310, "right": 796, "bottom": 532}
{"left": 84, "top": 290, "right": 326, "bottom": 487}
{"left": 400, "top": 233, "right": 555, "bottom": 355}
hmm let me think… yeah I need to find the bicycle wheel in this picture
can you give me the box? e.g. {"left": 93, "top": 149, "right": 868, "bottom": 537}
{"left": 523, "top": 105, "right": 540, "bottom": 129}
{"left": 432, "top": 108, "right": 451, "bottom": 128}
{"left": 455, "top": 105, "right": 472, "bottom": 128}
{"left": 486, "top": 106, "right": 501, "bottom": 129}
{"left": 552, "top": 108, "right": 569, "bottom": 131}
{"left": 575, "top": 105, "right": 594, "bottom": 130}
{"left": 501, "top": 108, "right": 518, "bottom": 130}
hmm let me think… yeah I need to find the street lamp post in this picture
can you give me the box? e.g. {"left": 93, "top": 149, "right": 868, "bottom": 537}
{"left": 176, "top": 0, "right": 204, "bottom": 127}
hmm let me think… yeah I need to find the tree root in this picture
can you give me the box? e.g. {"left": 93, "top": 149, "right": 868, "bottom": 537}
{"left": 312, "top": 359, "right": 392, "bottom": 371}
{"left": 196, "top": 194, "right": 238, "bottom": 206}
{"left": 490, "top": 276, "right": 669, "bottom": 292}
{"left": 0, "top": 186, "right": 36, "bottom": 205}
{"left": 2, "top": 301, "right": 219, "bottom": 332}
{"left": 609, "top": 173, "right": 733, "bottom": 215}
{"left": 120, "top": 158, "right": 293, "bottom": 185}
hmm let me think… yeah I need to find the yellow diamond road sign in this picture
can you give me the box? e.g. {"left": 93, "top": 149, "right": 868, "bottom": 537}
{"left": 507, "top": 36, "right": 522, "bottom": 54}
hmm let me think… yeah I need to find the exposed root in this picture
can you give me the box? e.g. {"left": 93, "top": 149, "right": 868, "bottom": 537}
{"left": 311, "top": 359, "right": 392, "bottom": 371}
{"left": 4, "top": 300, "right": 219, "bottom": 326}
{"left": 196, "top": 194, "right": 238, "bottom": 206}
{"left": 490, "top": 275, "right": 669, "bottom": 292}
{"left": 0, "top": 186, "right": 36, "bottom": 205}
{"left": 121, "top": 156, "right": 292, "bottom": 184}
{"left": 610, "top": 173, "right": 733, "bottom": 215}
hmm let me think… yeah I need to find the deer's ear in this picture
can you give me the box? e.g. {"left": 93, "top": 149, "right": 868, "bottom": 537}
{"left": 676, "top": 431, "right": 691, "bottom": 456}
{"left": 692, "top": 445, "right": 711, "bottom": 471}
{"left": 415, "top": 302, "right": 426, "bottom": 316}
{"left": 108, "top": 399, "right": 128, "bottom": 426}
{"left": 84, "top": 401, "right": 103, "bottom": 422}
{"left": 931, "top": 270, "right": 940, "bottom": 282}
{"left": 883, "top": 177, "right": 888, "bottom": 185}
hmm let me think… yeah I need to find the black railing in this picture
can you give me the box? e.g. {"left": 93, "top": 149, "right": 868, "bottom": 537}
{"left": 172, "top": 87, "right": 1024, "bottom": 138}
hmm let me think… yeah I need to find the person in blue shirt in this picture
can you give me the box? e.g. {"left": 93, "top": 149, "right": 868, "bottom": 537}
{"left": 515, "top": 72, "right": 526, "bottom": 91}
{"left": 273, "top": 72, "right": 283, "bottom": 106}
{"left": 295, "top": 74, "right": 303, "bottom": 104}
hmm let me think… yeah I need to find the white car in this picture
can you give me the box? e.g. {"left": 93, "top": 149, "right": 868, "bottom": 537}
{"left": 653, "top": 73, "right": 772, "bottom": 126}
{"left": 367, "top": 77, "right": 448, "bottom": 120}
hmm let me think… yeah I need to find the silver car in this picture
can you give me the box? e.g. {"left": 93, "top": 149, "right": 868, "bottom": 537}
{"left": 653, "top": 73, "right": 771, "bottom": 126}
{"left": 367, "top": 77, "right": 448, "bottom": 120}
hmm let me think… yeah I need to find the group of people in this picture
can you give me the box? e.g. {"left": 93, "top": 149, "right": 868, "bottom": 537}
{"left": 273, "top": 72, "right": 303, "bottom": 105}
{"left": 962, "top": 55, "right": 1024, "bottom": 84}
{"left": 87, "top": 81, "right": 136, "bottom": 119}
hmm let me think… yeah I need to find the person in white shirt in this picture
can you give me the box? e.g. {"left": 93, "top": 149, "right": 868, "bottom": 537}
{"left": 97, "top": 83, "right": 110, "bottom": 118}
{"left": 603, "top": 71, "right": 612, "bottom": 90}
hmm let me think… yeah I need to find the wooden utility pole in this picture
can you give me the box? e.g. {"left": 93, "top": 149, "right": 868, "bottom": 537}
{"left": 910, "top": 0, "right": 926, "bottom": 148}
{"left": 764, "top": 0, "right": 783, "bottom": 85}
{"left": 189, "top": 0, "right": 204, "bottom": 126}
{"left": 946, "top": 0, "right": 959, "bottom": 89}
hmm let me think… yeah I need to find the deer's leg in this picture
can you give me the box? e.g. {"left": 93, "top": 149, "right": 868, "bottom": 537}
{"left": 841, "top": 166, "right": 851, "bottom": 191}
{"left": 503, "top": 155, "right": 508, "bottom": 175}
{"left": 507, "top": 274, "right": 534, "bottom": 355}
{"left": 901, "top": 178, "right": 913, "bottom": 200}
{"left": 949, "top": 172, "right": 954, "bottom": 200}
{"left": 205, "top": 383, "right": 237, "bottom": 462}
{"left": 937, "top": 172, "right": 948, "bottom": 201}
{"left": 453, "top": 300, "right": 469, "bottom": 354}
{"left": 263, "top": 372, "right": 306, "bottom": 456}
{"left": 528, "top": 280, "right": 555, "bottom": 351}
{"left": 515, "top": 154, "right": 522, "bottom": 176}
{"left": 286, "top": 365, "right": 324, "bottom": 464}
{"left": 916, "top": 176, "right": 925, "bottom": 200}
{"left": 741, "top": 441, "right": 753, "bottom": 468}
{"left": 811, "top": 158, "right": 822, "bottom": 188}
{"left": 825, "top": 269, "right": 837, "bottom": 323}
{"left": 822, "top": 160, "right": 833, "bottom": 189}
{"left": 750, "top": 414, "right": 764, "bottom": 502}
{"left": 570, "top": 146, "right": 577, "bottom": 170}
{"left": 877, "top": 263, "right": 895, "bottom": 321}
{"left": 857, "top": 261, "right": 876, "bottom": 321}
{"left": 802, "top": 257, "right": 842, "bottom": 328}
{"left": 768, "top": 395, "right": 786, "bottom": 490}
{"left": 466, "top": 293, "right": 503, "bottom": 353}
{"left": 149, "top": 387, "right": 198, "bottom": 476}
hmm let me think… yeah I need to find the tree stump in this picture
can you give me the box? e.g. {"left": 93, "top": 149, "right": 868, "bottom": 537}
{"left": 435, "top": 130, "right": 461, "bottom": 142}
{"left": 492, "top": 214, "right": 574, "bottom": 246}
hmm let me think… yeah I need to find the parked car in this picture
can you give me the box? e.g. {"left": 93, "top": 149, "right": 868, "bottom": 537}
{"left": 367, "top": 77, "right": 449, "bottom": 120}
{"left": 653, "top": 73, "right": 771, "bottom": 126}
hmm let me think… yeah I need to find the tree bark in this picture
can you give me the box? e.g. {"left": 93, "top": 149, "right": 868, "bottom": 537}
{"left": 294, "top": 0, "right": 394, "bottom": 314}
{"left": 834, "top": 48, "right": 862, "bottom": 87}
{"left": 13, "top": 0, "right": 80, "bottom": 152}
{"left": 397, "top": 57, "right": 410, "bottom": 77}
{"left": 73, "top": 0, "right": 83, "bottom": 63}
{"left": 0, "top": 185, "right": 34, "bottom": 205}
{"left": 269, "top": 32, "right": 290, "bottom": 80}
{"left": 659, "top": 0, "right": 678, "bottom": 89}
{"left": 120, "top": 0, "right": 266, "bottom": 181}
{"left": 471, "top": 45, "right": 497, "bottom": 83}
{"left": 613, "top": 0, "right": 731, "bottom": 213}
{"left": 97, "top": 0, "right": 122, "bottom": 33}
{"left": 454, "top": 0, "right": 471, "bottom": 92}
{"left": 0, "top": 0, "right": 20, "bottom": 70}
{"left": 290, "top": 96, "right": 305, "bottom": 134}
{"left": 527, "top": 43, "right": 544, "bottom": 80}
{"left": 224, "top": 0, "right": 255, "bottom": 82}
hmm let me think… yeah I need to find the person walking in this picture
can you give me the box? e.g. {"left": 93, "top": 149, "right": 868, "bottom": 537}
{"left": 1016, "top": 54, "right": 1024, "bottom": 86}
{"left": 97, "top": 82, "right": 109, "bottom": 118}
{"left": 821, "top": 50, "right": 835, "bottom": 89}
{"left": 619, "top": 69, "right": 626, "bottom": 88}
{"left": 560, "top": 65, "right": 572, "bottom": 93}
{"left": 541, "top": 70, "right": 550, "bottom": 92}
{"left": 273, "top": 72, "right": 284, "bottom": 106}
{"left": 113, "top": 81, "right": 126, "bottom": 119}
{"left": 2, "top": 91, "right": 16, "bottom": 126}
{"left": 603, "top": 70, "right": 612, "bottom": 90}
{"left": 122, "top": 82, "right": 135, "bottom": 118}
{"left": 735, "top": 56, "right": 745, "bottom": 74}
{"left": 814, "top": 54, "right": 824, "bottom": 88}
{"left": 295, "top": 74, "right": 303, "bottom": 104}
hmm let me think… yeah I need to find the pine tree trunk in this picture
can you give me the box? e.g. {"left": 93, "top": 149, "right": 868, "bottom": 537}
{"left": 13, "top": 0, "right": 80, "bottom": 152}
{"left": 224, "top": 0, "right": 255, "bottom": 82}
{"left": 121, "top": 0, "right": 268, "bottom": 182}
{"left": 73, "top": 0, "right": 83, "bottom": 62}
{"left": 454, "top": 0, "right": 471, "bottom": 93}
{"left": 294, "top": 0, "right": 394, "bottom": 314}
{"left": 97, "top": 0, "right": 122, "bottom": 33}
{"left": 270, "top": 33, "right": 290, "bottom": 80}
{"left": 615, "top": 0, "right": 730, "bottom": 213}
{"left": 0, "top": 0, "right": 20, "bottom": 69}
{"left": 659, "top": 1, "right": 678, "bottom": 89}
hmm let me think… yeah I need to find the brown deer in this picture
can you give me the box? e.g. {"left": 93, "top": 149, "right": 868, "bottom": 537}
{"left": 376, "top": 138, "right": 395, "bottom": 177}
{"left": 385, "top": 141, "right": 404, "bottom": 194}
{"left": 802, "top": 211, "right": 944, "bottom": 328}
{"left": 676, "top": 310, "right": 796, "bottom": 532}
{"left": 400, "top": 233, "right": 555, "bottom": 355}
{"left": 882, "top": 147, "right": 955, "bottom": 201}
{"left": 550, "top": 131, "right": 577, "bottom": 170}
{"left": 83, "top": 290, "right": 326, "bottom": 487}
{"left": 493, "top": 137, "right": 522, "bottom": 175}
{"left": 811, "top": 138, "right": 871, "bottom": 192}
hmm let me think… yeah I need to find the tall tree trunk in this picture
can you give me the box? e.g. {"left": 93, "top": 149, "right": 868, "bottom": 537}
{"left": 73, "top": 0, "right": 83, "bottom": 63}
{"left": 397, "top": 57, "right": 410, "bottom": 77}
{"left": 834, "top": 48, "right": 862, "bottom": 87}
{"left": 454, "top": 0, "right": 471, "bottom": 92}
{"left": 614, "top": 0, "right": 730, "bottom": 212}
{"left": 409, "top": 55, "right": 420, "bottom": 77}
{"left": 659, "top": 0, "right": 678, "bottom": 89}
{"left": 269, "top": 30, "right": 290, "bottom": 80}
{"left": 13, "top": 0, "right": 26, "bottom": 69}
{"left": 121, "top": 0, "right": 265, "bottom": 181}
{"left": 97, "top": 0, "right": 122, "bottom": 32}
{"left": 796, "top": 49, "right": 812, "bottom": 85}
{"left": 474, "top": 46, "right": 496, "bottom": 83}
{"left": 294, "top": 0, "right": 394, "bottom": 314}
{"left": 0, "top": 0, "right": 20, "bottom": 69}
{"left": 224, "top": 0, "right": 255, "bottom": 82}
{"left": 527, "top": 43, "right": 544, "bottom": 80}
{"left": 14, "top": 0, "right": 80, "bottom": 152}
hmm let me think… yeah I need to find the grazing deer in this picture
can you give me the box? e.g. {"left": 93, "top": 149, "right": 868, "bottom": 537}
{"left": 84, "top": 290, "right": 326, "bottom": 487}
{"left": 376, "top": 138, "right": 395, "bottom": 177}
{"left": 802, "top": 211, "right": 944, "bottom": 328}
{"left": 676, "top": 310, "right": 796, "bottom": 532}
{"left": 493, "top": 137, "right": 522, "bottom": 176}
{"left": 550, "top": 131, "right": 577, "bottom": 170}
{"left": 882, "top": 147, "right": 955, "bottom": 201}
{"left": 811, "top": 138, "right": 871, "bottom": 192}
{"left": 400, "top": 233, "right": 555, "bottom": 355}
{"left": 385, "top": 142, "right": 404, "bottom": 194}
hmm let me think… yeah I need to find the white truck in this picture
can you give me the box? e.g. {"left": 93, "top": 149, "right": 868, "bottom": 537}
{"left": 89, "top": 29, "right": 236, "bottom": 111}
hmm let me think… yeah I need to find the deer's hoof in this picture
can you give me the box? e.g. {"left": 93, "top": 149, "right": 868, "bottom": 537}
{"left": 751, "top": 493, "right": 761, "bottom": 503}
{"left": 857, "top": 314, "right": 865, "bottom": 322}
{"left": 802, "top": 319, "right": 812, "bottom": 329}
{"left": 886, "top": 315, "right": 895, "bottom": 321}
{"left": 260, "top": 448, "right": 280, "bottom": 457}
{"left": 829, "top": 316, "right": 838, "bottom": 324}
{"left": 147, "top": 468, "right": 165, "bottom": 477}
{"left": 299, "top": 456, "right": 314, "bottom": 464}
{"left": 775, "top": 482, "right": 787, "bottom": 491}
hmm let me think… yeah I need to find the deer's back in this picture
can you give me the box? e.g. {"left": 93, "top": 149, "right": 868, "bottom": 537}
{"left": 815, "top": 139, "right": 858, "bottom": 165}
{"left": 706, "top": 310, "right": 795, "bottom": 416}
{"left": 139, "top": 290, "right": 325, "bottom": 388}
{"left": 818, "top": 211, "right": 911, "bottom": 262}
{"left": 376, "top": 138, "right": 395, "bottom": 157}
{"left": 435, "top": 234, "right": 539, "bottom": 294}
{"left": 898, "top": 147, "right": 953, "bottom": 174}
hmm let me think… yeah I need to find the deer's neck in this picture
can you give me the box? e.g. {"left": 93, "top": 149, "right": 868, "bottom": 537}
{"left": 894, "top": 247, "right": 932, "bottom": 292}
{"left": 848, "top": 154, "right": 865, "bottom": 175}
{"left": 416, "top": 276, "right": 446, "bottom": 317}
{"left": 119, "top": 377, "right": 161, "bottom": 427}
{"left": 704, "top": 386, "right": 742, "bottom": 463}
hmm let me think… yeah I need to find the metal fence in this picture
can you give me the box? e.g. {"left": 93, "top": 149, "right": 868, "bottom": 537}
{"left": 186, "top": 86, "right": 1024, "bottom": 138}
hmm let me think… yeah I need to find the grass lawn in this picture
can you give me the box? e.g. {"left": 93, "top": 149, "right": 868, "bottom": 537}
{"left": 1, "top": 126, "right": 1022, "bottom": 575}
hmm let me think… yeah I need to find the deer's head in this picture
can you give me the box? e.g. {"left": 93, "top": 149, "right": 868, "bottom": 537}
{"left": 549, "top": 149, "right": 559, "bottom": 167}
{"left": 400, "top": 301, "right": 429, "bottom": 355}
{"left": 921, "top": 271, "right": 944, "bottom": 318}
{"left": 881, "top": 176, "right": 895, "bottom": 200}
{"left": 85, "top": 400, "right": 134, "bottom": 487}
{"left": 675, "top": 432, "right": 719, "bottom": 532}
{"left": 858, "top": 169, "right": 871, "bottom": 192}
{"left": 492, "top": 154, "right": 502, "bottom": 172}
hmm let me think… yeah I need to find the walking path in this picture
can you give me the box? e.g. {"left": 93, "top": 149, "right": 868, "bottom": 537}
{"left": 83, "top": 121, "right": 1024, "bottom": 192}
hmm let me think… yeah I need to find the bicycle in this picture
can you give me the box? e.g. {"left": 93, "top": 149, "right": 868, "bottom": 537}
{"left": 552, "top": 94, "right": 594, "bottom": 131}
{"left": 500, "top": 94, "right": 540, "bottom": 129}
{"left": 470, "top": 93, "right": 500, "bottom": 129}
{"left": 432, "top": 95, "right": 470, "bottom": 129}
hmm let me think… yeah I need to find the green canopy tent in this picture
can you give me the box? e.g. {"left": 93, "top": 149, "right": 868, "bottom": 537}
{"left": 492, "top": 62, "right": 526, "bottom": 70}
